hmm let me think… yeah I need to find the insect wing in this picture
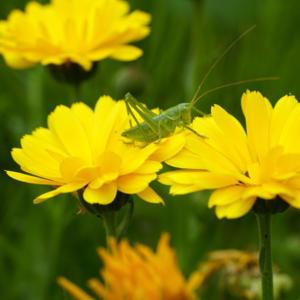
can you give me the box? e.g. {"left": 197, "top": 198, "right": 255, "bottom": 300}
{"left": 162, "top": 105, "right": 180, "bottom": 120}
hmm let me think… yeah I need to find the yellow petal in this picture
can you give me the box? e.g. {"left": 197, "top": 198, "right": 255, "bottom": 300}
{"left": 94, "top": 96, "right": 116, "bottom": 144}
{"left": 20, "top": 165, "right": 63, "bottom": 183}
{"left": 269, "top": 95, "right": 298, "bottom": 148}
{"left": 169, "top": 183, "right": 201, "bottom": 195}
{"left": 208, "top": 186, "right": 246, "bottom": 208}
{"left": 191, "top": 116, "right": 247, "bottom": 173}
{"left": 87, "top": 46, "right": 115, "bottom": 60}
{"left": 87, "top": 278, "right": 111, "bottom": 300}
{"left": 34, "top": 181, "right": 88, "bottom": 204}
{"left": 95, "top": 100, "right": 127, "bottom": 156}
{"left": 137, "top": 186, "right": 164, "bottom": 204}
{"left": 109, "top": 45, "right": 143, "bottom": 61}
{"left": 6, "top": 171, "right": 63, "bottom": 185}
{"left": 96, "top": 152, "right": 122, "bottom": 173}
{"left": 60, "top": 157, "right": 87, "bottom": 182}
{"left": 192, "top": 172, "right": 238, "bottom": 189}
{"left": 73, "top": 165, "right": 100, "bottom": 182}
{"left": 51, "top": 105, "right": 93, "bottom": 164}
{"left": 46, "top": 149, "right": 67, "bottom": 164}
{"left": 276, "top": 153, "right": 300, "bottom": 178}
{"left": 262, "top": 182, "right": 296, "bottom": 199}
{"left": 247, "top": 162, "right": 260, "bottom": 184}
{"left": 159, "top": 170, "right": 238, "bottom": 191}
{"left": 149, "top": 134, "right": 186, "bottom": 162}
{"left": 41, "top": 56, "right": 65, "bottom": 66}
{"left": 279, "top": 103, "right": 300, "bottom": 153}
{"left": 286, "top": 175, "right": 300, "bottom": 189}
{"left": 158, "top": 173, "right": 175, "bottom": 185}
{"left": 21, "top": 135, "right": 60, "bottom": 170}
{"left": 185, "top": 137, "right": 242, "bottom": 175}
{"left": 83, "top": 181, "right": 117, "bottom": 205}
{"left": 2, "top": 51, "right": 36, "bottom": 69}
{"left": 165, "top": 149, "right": 205, "bottom": 169}
{"left": 12, "top": 148, "right": 61, "bottom": 179}
{"left": 242, "top": 186, "right": 275, "bottom": 200}
{"left": 215, "top": 197, "right": 256, "bottom": 219}
{"left": 211, "top": 105, "right": 252, "bottom": 166}
{"left": 133, "top": 161, "right": 162, "bottom": 174}
{"left": 258, "top": 146, "right": 283, "bottom": 183}
{"left": 32, "top": 127, "right": 67, "bottom": 156}
{"left": 57, "top": 277, "right": 96, "bottom": 300}
{"left": 117, "top": 173, "right": 156, "bottom": 194}
{"left": 281, "top": 192, "right": 300, "bottom": 208}
{"left": 119, "top": 145, "right": 157, "bottom": 175}
{"left": 88, "top": 177, "right": 104, "bottom": 189}
{"left": 71, "top": 102, "right": 95, "bottom": 159}
{"left": 242, "top": 91, "right": 272, "bottom": 163}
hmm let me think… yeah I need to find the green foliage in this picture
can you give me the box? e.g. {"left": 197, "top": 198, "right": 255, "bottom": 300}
{"left": 1, "top": 0, "right": 300, "bottom": 299}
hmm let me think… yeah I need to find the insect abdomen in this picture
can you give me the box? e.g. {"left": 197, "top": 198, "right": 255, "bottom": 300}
{"left": 122, "top": 122, "right": 159, "bottom": 142}
{"left": 122, "top": 114, "right": 171, "bottom": 142}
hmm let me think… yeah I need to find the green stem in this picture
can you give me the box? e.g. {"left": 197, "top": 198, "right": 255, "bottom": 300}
{"left": 27, "top": 67, "right": 44, "bottom": 128}
{"left": 68, "top": 83, "right": 81, "bottom": 105}
{"left": 256, "top": 213, "right": 274, "bottom": 300}
{"left": 101, "top": 212, "right": 117, "bottom": 252}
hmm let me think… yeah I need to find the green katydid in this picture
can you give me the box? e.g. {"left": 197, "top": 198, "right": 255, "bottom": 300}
{"left": 121, "top": 25, "right": 278, "bottom": 146}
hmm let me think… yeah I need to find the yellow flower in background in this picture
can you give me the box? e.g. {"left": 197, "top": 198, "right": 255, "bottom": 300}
{"left": 198, "top": 249, "right": 259, "bottom": 286}
{"left": 6, "top": 96, "right": 184, "bottom": 205}
{"left": 159, "top": 91, "right": 300, "bottom": 218}
{"left": 0, "top": 0, "right": 151, "bottom": 71}
{"left": 57, "top": 233, "right": 201, "bottom": 300}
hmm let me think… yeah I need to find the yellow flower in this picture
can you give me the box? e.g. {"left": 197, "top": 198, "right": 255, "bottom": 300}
{"left": 0, "top": 0, "right": 151, "bottom": 70}
{"left": 57, "top": 233, "right": 202, "bottom": 300}
{"left": 159, "top": 90, "right": 300, "bottom": 218}
{"left": 198, "top": 249, "right": 259, "bottom": 284}
{"left": 6, "top": 96, "right": 183, "bottom": 205}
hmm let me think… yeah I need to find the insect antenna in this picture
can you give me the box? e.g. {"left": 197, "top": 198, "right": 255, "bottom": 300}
{"left": 191, "top": 24, "right": 257, "bottom": 105}
{"left": 191, "top": 77, "right": 279, "bottom": 106}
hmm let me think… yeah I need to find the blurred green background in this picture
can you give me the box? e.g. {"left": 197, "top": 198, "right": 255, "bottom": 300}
{"left": 1, "top": 0, "right": 300, "bottom": 299}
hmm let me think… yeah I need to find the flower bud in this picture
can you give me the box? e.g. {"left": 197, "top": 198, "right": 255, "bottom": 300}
{"left": 113, "top": 64, "right": 150, "bottom": 97}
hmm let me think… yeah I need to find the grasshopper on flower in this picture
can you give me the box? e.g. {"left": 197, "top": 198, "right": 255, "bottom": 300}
{"left": 122, "top": 93, "right": 207, "bottom": 146}
{"left": 121, "top": 25, "right": 278, "bottom": 147}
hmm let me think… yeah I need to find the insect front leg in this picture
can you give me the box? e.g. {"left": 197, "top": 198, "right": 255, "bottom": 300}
{"left": 178, "top": 122, "right": 207, "bottom": 139}
{"left": 191, "top": 106, "right": 211, "bottom": 117}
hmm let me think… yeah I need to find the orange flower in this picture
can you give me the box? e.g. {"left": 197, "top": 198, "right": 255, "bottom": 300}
{"left": 58, "top": 234, "right": 201, "bottom": 300}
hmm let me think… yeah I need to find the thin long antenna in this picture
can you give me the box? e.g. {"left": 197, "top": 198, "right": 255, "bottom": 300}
{"left": 191, "top": 77, "right": 279, "bottom": 106}
{"left": 191, "top": 24, "right": 257, "bottom": 104}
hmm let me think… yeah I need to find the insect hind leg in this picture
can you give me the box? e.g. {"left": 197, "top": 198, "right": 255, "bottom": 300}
{"left": 125, "top": 93, "right": 156, "bottom": 118}
{"left": 124, "top": 100, "right": 151, "bottom": 147}
{"left": 154, "top": 120, "right": 163, "bottom": 145}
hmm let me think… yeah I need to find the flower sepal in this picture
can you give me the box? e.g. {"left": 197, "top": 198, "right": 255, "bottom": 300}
{"left": 47, "top": 62, "right": 98, "bottom": 85}
{"left": 251, "top": 196, "right": 290, "bottom": 215}
{"left": 76, "top": 189, "right": 131, "bottom": 216}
